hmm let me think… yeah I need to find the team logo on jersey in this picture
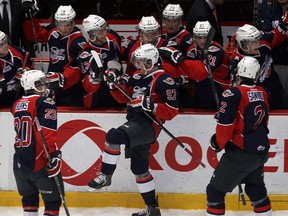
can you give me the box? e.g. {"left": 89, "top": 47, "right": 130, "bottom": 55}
{"left": 222, "top": 89, "right": 234, "bottom": 97}
{"left": 50, "top": 46, "right": 65, "bottom": 64}
{"left": 163, "top": 77, "right": 175, "bottom": 85}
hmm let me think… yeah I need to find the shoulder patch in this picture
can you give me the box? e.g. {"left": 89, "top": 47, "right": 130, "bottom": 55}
{"left": 163, "top": 77, "right": 175, "bottom": 85}
{"left": 78, "top": 41, "right": 87, "bottom": 49}
{"left": 44, "top": 98, "right": 56, "bottom": 105}
{"left": 79, "top": 51, "right": 91, "bottom": 59}
{"left": 208, "top": 46, "right": 220, "bottom": 53}
{"left": 133, "top": 73, "right": 142, "bottom": 80}
{"left": 222, "top": 89, "right": 234, "bottom": 97}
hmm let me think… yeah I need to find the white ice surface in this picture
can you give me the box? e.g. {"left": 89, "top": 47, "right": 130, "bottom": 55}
{"left": 1, "top": 207, "right": 288, "bottom": 216}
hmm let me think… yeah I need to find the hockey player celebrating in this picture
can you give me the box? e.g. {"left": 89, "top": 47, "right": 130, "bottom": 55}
{"left": 88, "top": 44, "right": 179, "bottom": 216}
{"left": 122, "top": 15, "right": 178, "bottom": 76}
{"left": 160, "top": 4, "right": 193, "bottom": 54}
{"left": 22, "top": 4, "right": 86, "bottom": 106}
{"left": 228, "top": 11, "right": 288, "bottom": 109}
{"left": 207, "top": 56, "right": 271, "bottom": 216}
{"left": 184, "top": 20, "right": 230, "bottom": 108}
{"left": 0, "top": 31, "right": 34, "bottom": 107}
{"left": 11, "top": 69, "right": 64, "bottom": 216}
{"left": 79, "top": 14, "right": 124, "bottom": 108}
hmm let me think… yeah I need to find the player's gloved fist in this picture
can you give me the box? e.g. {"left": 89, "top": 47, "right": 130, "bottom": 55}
{"left": 46, "top": 150, "right": 62, "bottom": 178}
{"left": 105, "top": 69, "right": 117, "bottom": 90}
{"left": 46, "top": 72, "right": 65, "bottom": 89}
{"left": 129, "top": 95, "right": 155, "bottom": 112}
{"left": 88, "top": 57, "right": 101, "bottom": 83}
{"left": 15, "top": 67, "right": 30, "bottom": 80}
{"left": 158, "top": 47, "right": 185, "bottom": 65}
{"left": 176, "top": 75, "right": 189, "bottom": 85}
{"left": 22, "top": 0, "right": 39, "bottom": 18}
{"left": 118, "top": 74, "right": 130, "bottom": 85}
{"left": 210, "top": 134, "right": 221, "bottom": 152}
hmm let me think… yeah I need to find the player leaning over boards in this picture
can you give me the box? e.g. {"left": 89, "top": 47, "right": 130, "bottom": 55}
{"left": 88, "top": 44, "right": 179, "bottom": 216}
{"left": 207, "top": 57, "right": 271, "bottom": 216}
{"left": 11, "top": 70, "right": 64, "bottom": 216}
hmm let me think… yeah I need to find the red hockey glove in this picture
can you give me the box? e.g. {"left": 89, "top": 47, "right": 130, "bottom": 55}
{"left": 105, "top": 69, "right": 117, "bottom": 90}
{"left": 46, "top": 72, "right": 65, "bottom": 89}
{"left": 46, "top": 150, "right": 62, "bottom": 178}
{"left": 210, "top": 134, "right": 221, "bottom": 152}
{"left": 129, "top": 95, "right": 155, "bottom": 112}
{"left": 158, "top": 47, "right": 185, "bottom": 65}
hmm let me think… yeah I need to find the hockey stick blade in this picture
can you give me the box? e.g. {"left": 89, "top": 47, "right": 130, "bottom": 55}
{"left": 91, "top": 50, "right": 104, "bottom": 70}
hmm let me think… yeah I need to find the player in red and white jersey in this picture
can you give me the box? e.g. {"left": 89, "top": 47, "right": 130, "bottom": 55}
{"left": 185, "top": 21, "right": 230, "bottom": 108}
{"left": 23, "top": 5, "right": 87, "bottom": 106}
{"left": 0, "top": 31, "right": 34, "bottom": 107}
{"left": 160, "top": 4, "right": 193, "bottom": 54}
{"left": 122, "top": 15, "right": 178, "bottom": 76}
{"left": 11, "top": 69, "right": 64, "bottom": 216}
{"left": 88, "top": 44, "right": 179, "bottom": 216}
{"left": 78, "top": 14, "right": 124, "bottom": 108}
{"left": 227, "top": 12, "right": 288, "bottom": 109}
{"left": 207, "top": 57, "right": 271, "bottom": 216}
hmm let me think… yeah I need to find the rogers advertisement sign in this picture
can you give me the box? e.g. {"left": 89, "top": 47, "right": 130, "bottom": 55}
{"left": 0, "top": 111, "right": 287, "bottom": 194}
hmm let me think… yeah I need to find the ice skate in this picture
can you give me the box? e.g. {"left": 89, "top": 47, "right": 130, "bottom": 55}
{"left": 88, "top": 172, "right": 112, "bottom": 190}
{"left": 131, "top": 206, "right": 161, "bottom": 216}
{"left": 132, "top": 197, "right": 161, "bottom": 216}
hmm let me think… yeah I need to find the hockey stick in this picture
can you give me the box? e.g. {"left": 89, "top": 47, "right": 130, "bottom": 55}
{"left": 203, "top": 28, "right": 246, "bottom": 206}
{"left": 203, "top": 27, "right": 220, "bottom": 110}
{"left": 91, "top": 50, "right": 206, "bottom": 168}
{"left": 34, "top": 117, "right": 70, "bottom": 216}
{"left": 29, "top": 9, "right": 44, "bottom": 72}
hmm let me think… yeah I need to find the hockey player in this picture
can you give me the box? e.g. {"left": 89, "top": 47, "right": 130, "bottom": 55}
{"left": 122, "top": 15, "right": 178, "bottom": 76}
{"left": 228, "top": 12, "right": 288, "bottom": 109}
{"left": 0, "top": 31, "right": 34, "bottom": 107}
{"left": 79, "top": 14, "right": 124, "bottom": 108}
{"left": 184, "top": 20, "right": 230, "bottom": 108}
{"left": 22, "top": 5, "right": 87, "bottom": 106}
{"left": 160, "top": 4, "right": 193, "bottom": 54}
{"left": 88, "top": 44, "right": 179, "bottom": 216}
{"left": 11, "top": 69, "right": 64, "bottom": 216}
{"left": 207, "top": 56, "right": 271, "bottom": 216}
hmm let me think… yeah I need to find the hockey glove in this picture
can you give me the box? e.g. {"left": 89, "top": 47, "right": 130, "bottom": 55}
{"left": 118, "top": 74, "right": 130, "bottom": 85}
{"left": 46, "top": 150, "right": 62, "bottom": 178}
{"left": 21, "top": 0, "right": 39, "bottom": 18}
{"left": 210, "top": 134, "right": 221, "bottom": 152}
{"left": 105, "top": 69, "right": 118, "bottom": 90}
{"left": 88, "top": 56, "right": 101, "bottom": 83}
{"left": 46, "top": 72, "right": 65, "bottom": 89}
{"left": 129, "top": 95, "right": 155, "bottom": 112}
{"left": 158, "top": 47, "right": 185, "bottom": 65}
{"left": 107, "top": 60, "right": 122, "bottom": 72}
{"left": 175, "top": 75, "right": 189, "bottom": 85}
{"left": 280, "top": 10, "right": 288, "bottom": 30}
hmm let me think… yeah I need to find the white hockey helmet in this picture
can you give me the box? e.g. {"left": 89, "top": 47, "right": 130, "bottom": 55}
{"left": 236, "top": 56, "right": 260, "bottom": 82}
{"left": 54, "top": 5, "right": 76, "bottom": 23}
{"left": 20, "top": 70, "right": 48, "bottom": 92}
{"left": 138, "top": 16, "right": 160, "bottom": 32}
{"left": 132, "top": 44, "right": 159, "bottom": 71}
{"left": 162, "top": 4, "right": 183, "bottom": 19}
{"left": 0, "top": 31, "right": 6, "bottom": 43}
{"left": 236, "top": 24, "right": 261, "bottom": 51}
{"left": 82, "top": 14, "right": 107, "bottom": 33}
{"left": 193, "top": 21, "right": 211, "bottom": 37}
